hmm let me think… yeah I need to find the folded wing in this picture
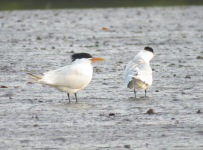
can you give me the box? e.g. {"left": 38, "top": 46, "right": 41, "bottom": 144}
{"left": 124, "top": 61, "right": 152, "bottom": 89}
{"left": 28, "top": 65, "right": 92, "bottom": 90}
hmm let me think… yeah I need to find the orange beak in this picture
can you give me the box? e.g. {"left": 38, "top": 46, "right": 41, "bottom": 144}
{"left": 90, "top": 57, "right": 106, "bottom": 61}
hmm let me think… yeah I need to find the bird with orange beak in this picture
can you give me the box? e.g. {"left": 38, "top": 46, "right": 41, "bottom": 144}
{"left": 27, "top": 53, "right": 106, "bottom": 102}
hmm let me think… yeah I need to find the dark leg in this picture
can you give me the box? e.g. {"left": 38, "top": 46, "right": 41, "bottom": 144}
{"left": 145, "top": 89, "right": 147, "bottom": 98}
{"left": 67, "top": 93, "right": 71, "bottom": 103}
{"left": 134, "top": 89, "right": 136, "bottom": 99}
{"left": 75, "top": 93, "right": 78, "bottom": 103}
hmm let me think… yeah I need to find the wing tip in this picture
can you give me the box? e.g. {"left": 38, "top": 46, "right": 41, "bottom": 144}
{"left": 27, "top": 73, "right": 43, "bottom": 80}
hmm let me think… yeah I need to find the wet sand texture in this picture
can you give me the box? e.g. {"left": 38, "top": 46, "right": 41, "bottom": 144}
{"left": 0, "top": 6, "right": 203, "bottom": 149}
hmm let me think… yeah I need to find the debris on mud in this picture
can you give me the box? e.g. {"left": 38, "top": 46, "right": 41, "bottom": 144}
{"left": 33, "top": 124, "right": 39, "bottom": 127}
{"left": 124, "top": 144, "right": 130, "bottom": 148}
{"left": 185, "top": 75, "right": 191, "bottom": 78}
{"left": 146, "top": 109, "right": 155, "bottom": 114}
{"left": 168, "top": 63, "right": 175, "bottom": 66}
{"left": 96, "top": 68, "right": 101, "bottom": 72}
{"left": 161, "top": 134, "right": 167, "bottom": 137}
{"left": 196, "top": 56, "right": 203, "bottom": 59}
{"left": 102, "top": 27, "right": 108, "bottom": 30}
{"left": 1, "top": 85, "right": 19, "bottom": 88}
{"left": 109, "top": 113, "right": 115, "bottom": 116}
{"left": 32, "top": 115, "right": 39, "bottom": 119}
{"left": 0, "top": 85, "right": 10, "bottom": 88}
{"left": 36, "top": 36, "right": 41, "bottom": 40}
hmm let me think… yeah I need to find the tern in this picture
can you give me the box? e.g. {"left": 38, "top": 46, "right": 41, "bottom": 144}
{"left": 124, "top": 47, "right": 154, "bottom": 98}
{"left": 27, "top": 53, "right": 106, "bottom": 103}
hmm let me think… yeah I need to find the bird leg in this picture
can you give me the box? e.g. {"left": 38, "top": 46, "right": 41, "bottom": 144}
{"left": 145, "top": 89, "right": 147, "bottom": 98}
{"left": 75, "top": 93, "right": 78, "bottom": 103}
{"left": 134, "top": 89, "right": 136, "bottom": 99}
{"left": 67, "top": 93, "right": 71, "bottom": 103}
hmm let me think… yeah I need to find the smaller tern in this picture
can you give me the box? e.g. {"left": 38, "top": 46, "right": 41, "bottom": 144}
{"left": 27, "top": 53, "right": 106, "bottom": 103}
{"left": 124, "top": 47, "right": 154, "bottom": 98}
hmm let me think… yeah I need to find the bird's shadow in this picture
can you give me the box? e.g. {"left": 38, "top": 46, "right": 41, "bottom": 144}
{"left": 128, "top": 96, "right": 150, "bottom": 101}
{"left": 51, "top": 102, "right": 94, "bottom": 109}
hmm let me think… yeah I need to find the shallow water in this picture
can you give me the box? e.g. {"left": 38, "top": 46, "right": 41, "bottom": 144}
{"left": 0, "top": 6, "right": 203, "bottom": 149}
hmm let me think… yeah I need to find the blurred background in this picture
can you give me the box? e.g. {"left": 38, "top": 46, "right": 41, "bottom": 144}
{"left": 0, "top": 0, "right": 203, "bottom": 10}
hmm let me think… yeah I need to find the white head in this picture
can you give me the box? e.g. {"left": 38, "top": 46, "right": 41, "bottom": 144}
{"left": 134, "top": 47, "right": 154, "bottom": 63}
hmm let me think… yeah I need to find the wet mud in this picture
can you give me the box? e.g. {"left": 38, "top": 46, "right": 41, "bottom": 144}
{"left": 0, "top": 6, "right": 203, "bottom": 149}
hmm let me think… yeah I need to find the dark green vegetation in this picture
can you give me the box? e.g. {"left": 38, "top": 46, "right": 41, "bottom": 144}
{"left": 0, "top": 0, "right": 203, "bottom": 10}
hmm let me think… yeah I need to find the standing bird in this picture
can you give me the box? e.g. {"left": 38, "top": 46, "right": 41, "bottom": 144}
{"left": 27, "top": 53, "right": 106, "bottom": 103}
{"left": 124, "top": 47, "right": 154, "bottom": 98}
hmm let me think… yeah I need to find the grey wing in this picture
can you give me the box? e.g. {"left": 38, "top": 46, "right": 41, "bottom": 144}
{"left": 27, "top": 66, "right": 70, "bottom": 86}
{"left": 39, "top": 67, "right": 66, "bottom": 86}
{"left": 124, "top": 61, "right": 144, "bottom": 88}
{"left": 39, "top": 65, "right": 91, "bottom": 89}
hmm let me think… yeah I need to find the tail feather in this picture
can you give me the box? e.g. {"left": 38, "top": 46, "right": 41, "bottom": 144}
{"left": 27, "top": 73, "right": 43, "bottom": 80}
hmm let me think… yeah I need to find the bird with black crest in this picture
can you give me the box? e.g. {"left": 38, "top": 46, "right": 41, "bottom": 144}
{"left": 27, "top": 53, "right": 106, "bottom": 102}
{"left": 124, "top": 47, "right": 154, "bottom": 98}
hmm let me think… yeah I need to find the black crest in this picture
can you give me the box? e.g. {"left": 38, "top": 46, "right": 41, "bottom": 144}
{"left": 71, "top": 53, "right": 92, "bottom": 62}
{"left": 144, "top": 47, "right": 153, "bottom": 53}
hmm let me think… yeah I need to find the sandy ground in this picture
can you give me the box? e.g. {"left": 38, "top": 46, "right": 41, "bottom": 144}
{"left": 0, "top": 6, "right": 203, "bottom": 150}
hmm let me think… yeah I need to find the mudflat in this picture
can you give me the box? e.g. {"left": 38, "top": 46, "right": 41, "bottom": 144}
{"left": 0, "top": 6, "right": 203, "bottom": 149}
